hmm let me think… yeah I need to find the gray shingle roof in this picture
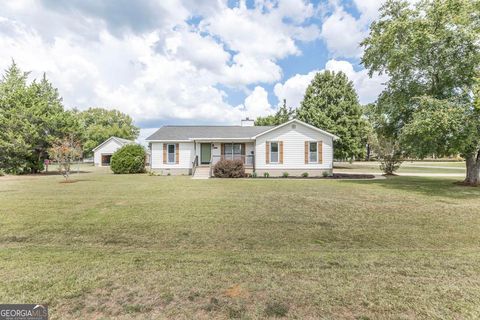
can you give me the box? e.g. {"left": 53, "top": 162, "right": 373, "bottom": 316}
{"left": 146, "top": 126, "right": 274, "bottom": 141}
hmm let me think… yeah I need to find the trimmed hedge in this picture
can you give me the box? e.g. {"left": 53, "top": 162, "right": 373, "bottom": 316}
{"left": 110, "top": 144, "right": 146, "bottom": 174}
{"left": 213, "top": 159, "right": 245, "bottom": 178}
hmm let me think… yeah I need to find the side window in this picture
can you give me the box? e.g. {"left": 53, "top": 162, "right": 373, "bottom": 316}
{"left": 309, "top": 142, "right": 317, "bottom": 163}
{"left": 270, "top": 142, "right": 279, "bottom": 163}
{"left": 167, "top": 144, "right": 175, "bottom": 163}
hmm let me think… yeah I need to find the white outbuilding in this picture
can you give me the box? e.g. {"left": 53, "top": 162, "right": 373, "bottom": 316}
{"left": 92, "top": 137, "right": 134, "bottom": 166}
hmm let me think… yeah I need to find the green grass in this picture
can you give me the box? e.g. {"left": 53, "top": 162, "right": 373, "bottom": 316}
{"left": 335, "top": 161, "right": 466, "bottom": 174}
{"left": 1, "top": 167, "right": 480, "bottom": 319}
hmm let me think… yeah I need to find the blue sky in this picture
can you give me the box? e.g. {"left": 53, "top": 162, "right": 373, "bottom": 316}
{"left": 0, "top": 0, "right": 387, "bottom": 141}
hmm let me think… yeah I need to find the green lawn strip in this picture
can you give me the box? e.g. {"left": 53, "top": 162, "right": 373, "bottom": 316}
{"left": 1, "top": 171, "right": 480, "bottom": 318}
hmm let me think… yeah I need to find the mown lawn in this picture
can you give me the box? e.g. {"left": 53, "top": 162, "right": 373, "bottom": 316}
{"left": 335, "top": 161, "right": 466, "bottom": 174}
{"left": 1, "top": 167, "right": 480, "bottom": 319}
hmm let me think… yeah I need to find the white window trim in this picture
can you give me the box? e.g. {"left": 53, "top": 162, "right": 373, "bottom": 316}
{"left": 270, "top": 141, "right": 279, "bottom": 164}
{"left": 167, "top": 144, "right": 176, "bottom": 164}
{"left": 308, "top": 141, "right": 318, "bottom": 164}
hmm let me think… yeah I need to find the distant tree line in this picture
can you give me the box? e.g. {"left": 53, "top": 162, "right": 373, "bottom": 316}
{"left": 0, "top": 62, "right": 139, "bottom": 174}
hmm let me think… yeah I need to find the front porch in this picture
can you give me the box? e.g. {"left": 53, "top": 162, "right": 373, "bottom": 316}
{"left": 192, "top": 141, "right": 255, "bottom": 178}
{"left": 194, "top": 141, "right": 255, "bottom": 167}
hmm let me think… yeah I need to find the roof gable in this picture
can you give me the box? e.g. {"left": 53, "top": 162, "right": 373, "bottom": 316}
{"left": 252, "top": 119, "right": 339, "bottom": 140}
{"left": 92, "top": 136, "right": 134, "bottom": 152}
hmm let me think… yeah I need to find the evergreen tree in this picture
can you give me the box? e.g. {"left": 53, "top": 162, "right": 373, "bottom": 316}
{"left": 297, "top": 70, "right": 366, "bottom": 160}
{"left": 255, "top": 99, "right": 295, "bottom": 126}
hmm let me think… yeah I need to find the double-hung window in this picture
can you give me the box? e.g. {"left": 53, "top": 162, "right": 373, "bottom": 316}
{"left": 223, "top": 143, "right": 242, "bottom": 161}
{"left": 167, "top": 144, "right": 176, "bottom": 163}
{"left": 270, "top": 142, "right": 279, "bottom": 163}
{"left": 309, "top": 142, "right": 317, "bottom": 163}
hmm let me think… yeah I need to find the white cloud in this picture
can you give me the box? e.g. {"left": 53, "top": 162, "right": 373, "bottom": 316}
{"left": 320, "top": 0, "right": 388, "bottom": 59}
{"left": 240, "top": 86, "right": 274, "bottom": 118}
{"left": 273, "top": 70, "right": 318, "bottom": 109}
{"left": 273, "top": 60, "right": 387, "bottom": 108}
{"left": 0, "top": 0, "right": 321, "bottom": 130}
{"left": 321, "top": 7, "right": 367, "bottom": 58}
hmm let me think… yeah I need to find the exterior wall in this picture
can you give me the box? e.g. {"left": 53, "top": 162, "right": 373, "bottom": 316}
{"left": 150, "top": 142, "right": 195, "bottom": 175}
{"left": 254, "top": 123, "right": 334, "bottom": 174}
{"left": 94, "top": 140, "right": 123, "bottom": 166}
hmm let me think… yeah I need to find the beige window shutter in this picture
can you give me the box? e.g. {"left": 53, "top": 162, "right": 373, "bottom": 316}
{"left": 318, "top": 141, "right": 323, "bottom": 164}
{"left": 163, "top": 143, "right": 167, "bottom": 164}
{"left": 304, "top": 141, "right": 308, "bottom": 164}
{"left": 266, "top": 141, "right": 270, "bottom": 164}
{"left": 175, "top": 143, "right": 179, "bottom": 164}
{"left": 279, "top": 141, "right": 284, "bottom": 164}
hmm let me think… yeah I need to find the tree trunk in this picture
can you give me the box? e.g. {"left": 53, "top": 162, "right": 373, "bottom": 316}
{"left": 464, "top": 152, "right": 480, "bottom": 186}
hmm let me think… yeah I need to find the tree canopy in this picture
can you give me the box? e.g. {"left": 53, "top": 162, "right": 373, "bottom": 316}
{"left": 255, "top": 99, "right": 295, "bottom": 126}
{"left": 0, "top": 62, "right": 139, "bottom": 174}
{"left": 76, "top": 108, "right": 139, "bottom": 157}
{"left": 296, "top": 70, "right": 367, "bottom": 160}
{"left": 361, "top": 0, "right": 480, "bottom": 184}
{"left": 0, "top": 62, "right": 78, "bottom": 173}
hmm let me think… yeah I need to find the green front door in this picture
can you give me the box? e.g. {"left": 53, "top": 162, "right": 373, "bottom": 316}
{"left": 200, "top": 143, "right": 211, "bottom": 164}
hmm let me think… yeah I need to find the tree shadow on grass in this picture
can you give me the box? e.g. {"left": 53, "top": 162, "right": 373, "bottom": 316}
{"left": 342, "top": 176, "right": 480, "bottom": 200}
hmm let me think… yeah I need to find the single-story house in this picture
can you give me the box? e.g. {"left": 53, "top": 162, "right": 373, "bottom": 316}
{"left": 93, "top": 136, "right": 134, "bottom": 166}
{"left": 145, "top": 118, "right": 339, "bottom": 177}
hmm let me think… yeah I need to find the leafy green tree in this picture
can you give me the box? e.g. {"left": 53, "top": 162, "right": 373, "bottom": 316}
{"left": 0, "top": 62, "right": 76, "bottom": 173}
{"left": 26, "top": 74, "right": 80, "bottom": 172}
{"left": 77, "top": 108, "right": 139, "bottom": 157}
{"left": 255, "top": 99, "right": 295, "bottom": 126}
{"left": 0, "top": 62, "right": 32, "bottom": 173}
{"left": 296, "top": 70, "right": 367, "bottom": 160}
{"left": 361, "top": 0, "right": 480, "bottom": 184}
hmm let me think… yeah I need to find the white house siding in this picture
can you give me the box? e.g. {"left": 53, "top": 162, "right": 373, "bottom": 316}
{"left": 94, "top": 140, "right": 123, "bottom": 166}
{"left": 254, "top": 122, "right": 334, "bottom": 176}
{"left": 150, "top": 142, "right": 194, "bottom": 175}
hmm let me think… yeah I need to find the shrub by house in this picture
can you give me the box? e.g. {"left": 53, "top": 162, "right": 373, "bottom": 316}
{"left": 110, "top": 144, "right": 146, "bottom": 174}
{"left": 213, "top": 159, "right": 245, "bottom": 178}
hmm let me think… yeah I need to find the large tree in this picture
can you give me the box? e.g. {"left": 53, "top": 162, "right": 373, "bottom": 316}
{"left": 76, "top": 108, "right": 139, "bottom": 157}
{"left": 0, "top": 62, "right": 76, "bottom": 173}
{"left": 296, "top": 70, "right": 367, "bottom": 160}
{"left": 361, "top": 0, "right": 480, "bottom": 184}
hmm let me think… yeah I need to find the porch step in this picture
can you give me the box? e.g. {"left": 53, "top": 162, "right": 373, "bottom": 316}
{"left": 192, "top": 166, "right": 211, "bottom": 179}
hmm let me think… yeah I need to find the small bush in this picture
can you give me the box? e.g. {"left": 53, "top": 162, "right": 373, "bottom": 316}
{"left": 301, "top": 172, "right": 308, "bottom": 178}
{"left": 0, "top": 169, "right": 5, "bottom": 176}
{"left": 264, "top": 301, "right": 289, "bottom": 318}
{"left": 282, "top": 172, "right": 289, "bottom": 178}
{"left": 252, "top": 172, "right": 257, "bottom": 178}
{"left": 263, "top": 172, "right": 270, "bottom": 178}
{"left": 213, "top": 159, "right": 245, "bottom": 178}
{"left": 110, "top": 144, "right": 146, "bottom": 174}
{"left": 322, "top": 171, "right": 329, "bottom": 177}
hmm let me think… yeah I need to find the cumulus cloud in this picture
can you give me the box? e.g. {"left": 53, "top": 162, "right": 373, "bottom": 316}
{"left": 320, "top": 0, "right": 386, "bottom": 59}
{"left": 273, "top": 60, "right": 387, "bottom": 107}
{"left": 273, "top": 70, "right": 318, "bottom": 109}
{"left": 0, "top": 0, "right": 321, "bottom": 130}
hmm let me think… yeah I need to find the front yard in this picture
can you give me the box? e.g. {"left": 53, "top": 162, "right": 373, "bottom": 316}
{"left": 1, "top": 167, "right": 480, "bottom": 319}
